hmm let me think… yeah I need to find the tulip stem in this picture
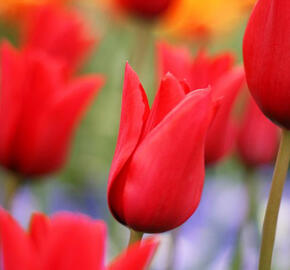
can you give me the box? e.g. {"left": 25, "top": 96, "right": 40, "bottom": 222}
{"left": 258, "top": 129, "right": 290, "bottom": 270}
{"left": 128, "top": 229, "right": 144, "bottom": 247}
{"left": 4, "top": 172, "right": 21, "bottom": 210}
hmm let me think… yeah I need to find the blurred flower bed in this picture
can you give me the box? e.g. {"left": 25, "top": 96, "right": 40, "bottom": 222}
{"left": 0, "top": 0, "right": 290, "bottom": 269}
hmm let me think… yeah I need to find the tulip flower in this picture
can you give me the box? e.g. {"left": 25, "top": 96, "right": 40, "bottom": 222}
{"left": 157, "top": 42, "right": 245, "bottom": 165}
{"left": 244, "top": 1, "right": 290, "bottom": 268}
{"left": 116, "top": 0, "right": 173, "bottom": 18}
{"left": 237, "top": 95, "right": 279, "bottom": 167}
{"left": 0, "top": 0, "right": 68, "bottom": 19}
{"left": 22, "top": 4, "right": 95, "bottom": 76}
{"left": 243, "top": 0, "right": 290, "bottom": 130}
{"left": 0, "top": 42, "right": 104, "bottom": 177}
{"left": 0, "top": 208, "right": 159, "bottom": 270}
{"left": 108, "top": 63, "right": 218, "bottom": 233}
{"left": 161, "top": 0, "right": 249, "bottom": 40}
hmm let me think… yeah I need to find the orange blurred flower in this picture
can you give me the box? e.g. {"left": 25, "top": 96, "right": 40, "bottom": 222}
{"left": 161, "top": 0, "right": 254, "bottom": 40}
{"left": 0, "top": 0, "right": 67, "bottom": 18}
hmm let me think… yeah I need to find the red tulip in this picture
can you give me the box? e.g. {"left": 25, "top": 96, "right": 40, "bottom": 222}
{"left": 237, "top": 94, "right": 280, "bottom": 167}
{"left": 0, "top": 42, "right": 104, "bottom": 177}
{"left": 117, "top": 0, "right": 173, "bottom": 18}
{"left": 22, "top": 5, "right": 95, "bottom": 76}
{"left": 243, "top": 0, "right": 290, "bottom": 129}
{"left": 108, "top": 63, "right": 218, "bottom": 233}
{"left": 157, "top": 42, "right": 245, "bottom": 165}
{"left": 0, "top": 208, "right": 159, "bottom": 270}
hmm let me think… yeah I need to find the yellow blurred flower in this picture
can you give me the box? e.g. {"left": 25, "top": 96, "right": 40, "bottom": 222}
{"left": 161, "top": 0, "right": 254, "bottom": 39}
{"left": 0, "top": 0, "right": 67, "bottom": 17}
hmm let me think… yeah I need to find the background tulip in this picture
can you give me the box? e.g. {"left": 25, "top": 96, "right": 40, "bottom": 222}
{"left": 243, "top": 0, "right": 290, "bottom": 129}
{"left": 244, "top": 1, "right": 290, "bottom": 268}
{"left": 108, "top": 63, "right": 218, "bottom": 233}
{"left": 0, "top": 42, "right": 104, "bottom": 177}
{"left": 237, "top": 94, "right": 280, "bottom": 168}
{"left": 22, "top": 5, "right": 95, "bottom": 76}
{"left": 161, "top": 0, "right": 253, "bottom": 40}
{"left": 0, "top": 208, "right": 159, "bottom": 270}
{"left": 157, "top": 42, "right": 245, "bottom": 165}
{"left": 116, "top": 0, "right": 173, "bottom": 18}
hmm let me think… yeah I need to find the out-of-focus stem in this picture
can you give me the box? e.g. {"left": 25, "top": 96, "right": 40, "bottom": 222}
{"left": 4, "top": 172, "right": 21, "bottom": 210}
{"left": 130, "top": 22, "right": 154, "bottom": 73}
{"left": 165, "top": 229, "right": 179, "bottom": 270}
{"left": 231, "top": 168, "right": 259, "bottom": 269}
{"left": 128, "top": 229, "right": 144, "bottom": 247}
{"left": 258, "top": 129, "right": 290, "bottom": 270}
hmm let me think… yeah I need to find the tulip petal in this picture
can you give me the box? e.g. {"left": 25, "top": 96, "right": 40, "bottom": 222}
{"left": 23, "top": 5, "right": 95, "bottom": 76}
{"left": 157, "top": 42, "right": 192, "bottom": 84}
{"left": 205, "top": 67, "right": 245, "bottom": 165}
{"left": 40, "top": 213, "right": 106, "bottom": 270}
{"left": 243, "top": 0, "right": 290, "bottom": 129}
{"left": 190, "top": 50, "right": 211, "bottom": 89}
{"left": 29, "top": 212, "right": 50, "bottom": 250}
{"left": 237, "top": 96, "right": 279, "bottom": 167}
{"left": 0, "top": 208, "right": 38, "bottom": 270}
{"left": 143, "top": 73, "right": 185, "bottom": 136}
{"left": 108, "top": 238, "right": 159, "bottom": 270}
{"left": 110, "top": 89, "right": 216, "bottom": 233}
{"left": 11, "top": 51, "right": 64, "bottom": 175}
{"left": 0, "top": 42, "right": 24, "bottom": 167}
{"left": 210, "top": 53, "right": 234, "bottom": 83}
{"left": 25, "top": 75, "right": 104, "bottom": 175}
{"left": 108, "top": 64, "right": 150, "bottom": 221}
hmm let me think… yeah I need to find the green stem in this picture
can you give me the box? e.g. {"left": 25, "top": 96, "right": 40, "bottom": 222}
{"left": 4, "top": 172, "right": 21, "bottom": 210}
{"left": 128, "top": 229, "right": 144, "bottom": 247}
{"left": 130, "top": 22, "right": 154, "bottom": 74}
{"left": 258, "top": 129, "right": 290, "bottom": 270}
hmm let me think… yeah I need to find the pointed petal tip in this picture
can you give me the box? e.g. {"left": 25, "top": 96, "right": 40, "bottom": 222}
{"left": 162, "top": 71, "right": 176, "bottom": 81}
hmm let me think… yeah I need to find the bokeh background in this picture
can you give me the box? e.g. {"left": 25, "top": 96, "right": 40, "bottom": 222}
{"left": 0, "top": 0, "right": 289, "bottom": 269}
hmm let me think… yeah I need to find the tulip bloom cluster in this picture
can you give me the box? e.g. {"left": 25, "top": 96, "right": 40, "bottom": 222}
{"left": 108, "top": 63, "right": 218, "bottom": 233}
{"left": 0, "top": 208, "right": 158, "bottom": 270}
{"left": 158, "top": 42, "right": 245, "bottom": 165}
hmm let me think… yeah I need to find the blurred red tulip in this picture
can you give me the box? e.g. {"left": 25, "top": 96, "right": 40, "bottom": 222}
{"left": 0, "top": 42, "right": 104, "bottom": 177}
{"left": 157, "top": 42, "right": 245, "bottom": 165}
{"left": 116, "top": 0, "right": 173, "bottom": 18}
{"left": 243, "top": 0, "right": 290, "bottom": 129}
{"left": 22, "top": 5, "right": 95, "bottom": 76}
{"left": 0, "top": 208, "right": 158, "bottom": 270}
{"left": 108, "top": 63, "right": 218, "bottom": 233}
{"left": 237, "top": 94, "right": 280, "bottom": 167}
